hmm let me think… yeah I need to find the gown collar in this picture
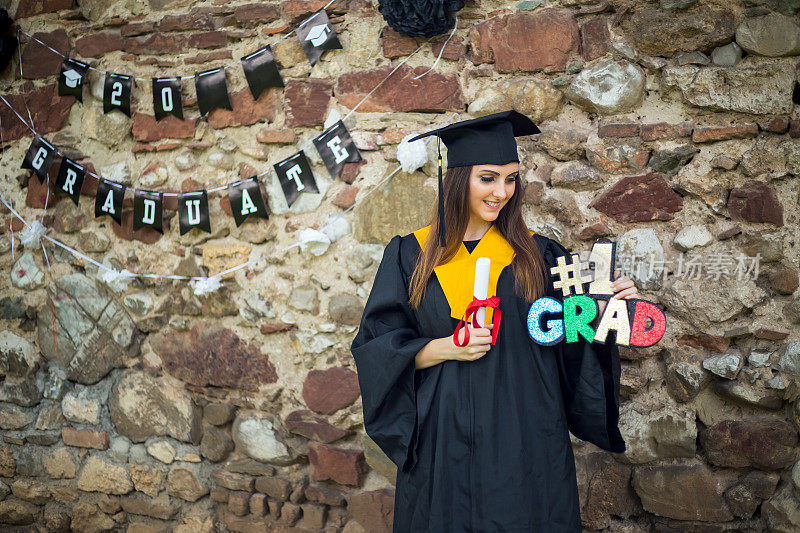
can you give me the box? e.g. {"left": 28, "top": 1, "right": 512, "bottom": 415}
{"left": 413, "top": 224, "right": 532, "bottom": 321}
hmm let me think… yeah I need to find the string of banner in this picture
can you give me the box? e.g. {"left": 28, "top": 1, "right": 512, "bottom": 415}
{"left": 8, "top": 8, "right": 458, "bottom": 236}
{"left": 1, "top": 12, "right": 461, "bottom": 291}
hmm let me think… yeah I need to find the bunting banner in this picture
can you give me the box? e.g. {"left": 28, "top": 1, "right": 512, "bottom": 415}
{"left": 21, "top": 135, "right": 57, "bottom": 183}
{"left": 54, "top": 158, "right": 86, "bottom": 206}
{"left": 133, "top": 190, "right": 164, "bottom": 234}
{"left": 103, "top": 73, "right": 133, "bottom": 117}
{"left": 95, "top": 179, "right": 125, "bottom": 225}
{"left": 240, "top": 45, "right": 284, "bottom": 100}
{"left": 152, "top": 77, "right": 183, "bottom": 121}
{"left": 58, "top": 57, "right": 89, "bottom": 101}
{"left": 274, "top": 151, "right": 319, "bottom": 208}
{"left": 312, "top": 120, "right": 362, "bottom": 179}
{"left": 195, "top": 67, "right": 232, "bottom": 116}
{"left": 178, "top": 190, "right": 211, "bottom": 235}
{"left": 228, "top": 177, "right": 269, "bottom": 226}
{"left": 295, "top": 9, "right": 342, "bottom": 66}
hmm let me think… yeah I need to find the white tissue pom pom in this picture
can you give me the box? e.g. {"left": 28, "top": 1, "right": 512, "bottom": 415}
{"left": 100, "top": 268, "right": 135, "bottom": 292}
{"left": 193, "top": 275, "right": 222, "bottom": 297}
{"left": 324, "top": 109, "right": 342, "bottom": 129}
{"left": 19, "top": 220, "right": 46, "bottom": 248}
{"left": 397, "top": 133, "right": 430, "bottom": 173}
{"left": 321, "top": 214, "right": 351, "bottom": 243}
{"left": 298, "top": 228, "right": 331, "bottom": 256}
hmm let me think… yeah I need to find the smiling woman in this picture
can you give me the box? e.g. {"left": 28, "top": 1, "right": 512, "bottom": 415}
{"left": 351, "top": 110, "right": 634, "bottom": 532}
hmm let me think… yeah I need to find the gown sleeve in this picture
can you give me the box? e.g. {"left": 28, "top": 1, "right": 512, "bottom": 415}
{"left": 350, "top": 234, "right": 435, "bottom": 472}
{"left": 543, "top": 238, "right": 627, "bottom": 454}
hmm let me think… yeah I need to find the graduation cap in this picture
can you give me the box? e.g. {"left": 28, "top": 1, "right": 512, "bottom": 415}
{"left": 408, "top": 110, "right": 541, "bottom": 247}
{"left": 62, "top": 68, "right": 82, "bottom": 88}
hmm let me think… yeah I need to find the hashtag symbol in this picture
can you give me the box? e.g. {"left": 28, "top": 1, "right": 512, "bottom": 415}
{"left": 550, "top": 253, "right": 591, "bottom": 298}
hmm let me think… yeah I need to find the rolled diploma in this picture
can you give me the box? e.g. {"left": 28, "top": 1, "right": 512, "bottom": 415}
{"left": 473, "top": 257, "right": 491, "bottom": 327}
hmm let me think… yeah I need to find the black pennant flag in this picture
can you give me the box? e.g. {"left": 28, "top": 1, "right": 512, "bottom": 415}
{"left": 295, "top": 9, "right": 342, "bottom": 66}
{"left": 240, "top": 45, "right": 284, "bottom": 100}
{"left": 21, "top": 136, "right": 57, "bottom": 183}
{"left": 58, "top": 58, "right": 90, "bottom": 101}
{"left": 54, "top": 158, "right": 86, "bottom": 206}
{"left": 312, "top": 120, "right": 362, "bottom": 179}
{"left": 95, "top": 179, "right": 125, "bottom": 225}
{"left": 274, "top": 150, "right": 319, "bottom": 208}
{"left": 103, "top": 73, "right": 133, "bottom": 117}
{"left": 133, "top": 190, "right": 163, "bottom": 234}
{"left": 152, "top": 77, "right": 183, "bottom": 121}
{"left": 228, "top": 176, "right": 269, "bottom": 227}
{"left": 195, "top": 67, "right": 232, "bottom": 116}
{"left": 178, "top": 190, "right": 211, "bottom": 235}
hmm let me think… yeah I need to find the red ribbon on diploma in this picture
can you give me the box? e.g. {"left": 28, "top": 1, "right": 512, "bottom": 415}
{"left": 453, "top": 296, "right": 502, "bottom": 347}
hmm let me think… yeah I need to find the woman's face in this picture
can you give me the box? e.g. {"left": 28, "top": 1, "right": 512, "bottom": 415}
{"left": 467, "top": 162, "right": 519, "bottom": 223}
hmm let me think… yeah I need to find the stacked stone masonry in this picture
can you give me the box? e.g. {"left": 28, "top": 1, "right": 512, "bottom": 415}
{"left": 1, "top": 0, "right": 800, "bottom": 531}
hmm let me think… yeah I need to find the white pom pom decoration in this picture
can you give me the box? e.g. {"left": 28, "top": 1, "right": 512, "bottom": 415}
{"left": 193, "top": 275, "right": 223, "bottom": 297}
{"left": 397, "top": 133, "right": 430, "bottom": 173}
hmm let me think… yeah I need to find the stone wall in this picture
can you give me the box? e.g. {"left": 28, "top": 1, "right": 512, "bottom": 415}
{"left": 0, "top": 0, "right": 799, "bottom": 531}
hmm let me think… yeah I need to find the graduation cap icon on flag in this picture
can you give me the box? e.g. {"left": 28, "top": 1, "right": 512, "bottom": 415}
{"left": 62, "top": 69, "right": 82, "bottom": 88}
{"left": 305, "top": 24, "right": 331, "bottom": 47}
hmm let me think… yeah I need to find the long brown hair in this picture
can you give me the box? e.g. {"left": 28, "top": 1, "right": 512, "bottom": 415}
{"left": 409, "top": 164, "right": 549, "bottom": 308}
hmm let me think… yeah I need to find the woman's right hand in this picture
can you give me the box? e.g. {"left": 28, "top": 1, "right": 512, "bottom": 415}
{"left": 443, "top": 324, "right": 493, "bottom": 362}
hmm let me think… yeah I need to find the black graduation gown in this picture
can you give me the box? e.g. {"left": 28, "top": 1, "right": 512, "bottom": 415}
{"left": 350, "top": 231, "right": 626, "bottom": 532}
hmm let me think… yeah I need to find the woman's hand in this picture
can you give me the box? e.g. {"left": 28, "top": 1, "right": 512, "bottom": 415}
{"left": 596, "top": 269, "right": 639, "bottom": 318}
{"left": 415, "top": 324, "right": 493, "bottom": 369}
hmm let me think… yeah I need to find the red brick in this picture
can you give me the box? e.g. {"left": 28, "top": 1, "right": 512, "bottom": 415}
{"left": 640, "top": 122, "right": 693, "bottom": 141}
{"left": 18, "top": 30, "right": 70, "bottom": 79}
{"left": 256, "top": 128, "right": 297, "bottom": 144}
{"left": 132, "top": 114, "right": 197, "bottom": 142}
{"left": 754, "top": 329, "right": 789, "bottom": 341}
{"left": 580, "top": 16, "right": 610, "bottom": 61}
{"left": 692, "top": 124, "right": 758, "bottom": 143}
{"left": 207, "top": 88, "right": 279, "bottom": 129}
{"left": 471, "top": 9, "right": 579, "bottom": 72}
{"left": 382, "top": 26, "right": 418, "bottom": 58}
{"left": 228, "top": 491, "right": 250, "bottom": 516}
{"left": 254, "top": 476, "right": 291, "bottom": 500}
{"left": 572, "top": 222, "right": 611, "bottom": 241}
{"left": 62, "top": 427, "right": 109, "bottom": 450}
{"left": 589, "top": 172, "right": 683, "bottom": 223}
{"left": 184, "top": 50, "right": 233, "bottom": 64}
{"left": 332, "top": 185, "right": 358, "bottom": 209}
{"left": 308, "top": 443, "right": 368, "bottom": 487}
{"left": 123, "top": 34, "right": 183, "bottom": 54}
{"left": 159, "top": 12, "right": 216, "bottom": 32}
{"left": 74, "top": 31, "right": 124, "bottom": 57}
{"left": 335, "top": 65, "right": 462, "bottom": 113}
{"left": 15, "top": 0, "right": 74, "bottom": 18}
{"left": 285, "top": 78, "right": 334, "bottom": 127}
{"left": 0, "top": 84, "right": 74, "bottom": 141}
{"left": 727, "top": 181, "right": 783, "bottom": 226}
{"left": 120, "top": 21, "right": 155, "bottom": 37}
{"left": 432, "top": 35, "right": 465, "bottom": 61}
{"left": 676, "top": 333, "right": 728, "bottom": 353}
{"left": 187, "top": 31, "right": 228, "bottom": 49}
{"left": 302, "top": 367, "right": 360, "bottom": 415}
{"left": 24, "top": 168, "right": 58, "bottom": 209}
{"left": 761, "top": 117, "right": 789, "bottom": 134}
{"left": 234, "top": 4, "right": 281, "bottom": 26}
{"left": 597, "top": 123, "right": 639, "bottom": 138}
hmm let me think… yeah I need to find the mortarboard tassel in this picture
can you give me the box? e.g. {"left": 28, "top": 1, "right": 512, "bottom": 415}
{"left": 437, "top": 137, "right": 446, "bottom": 247}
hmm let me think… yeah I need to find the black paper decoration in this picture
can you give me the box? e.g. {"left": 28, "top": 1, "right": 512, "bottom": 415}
{"left": 312, "top": 120, "right": 362, "bottom": 179}
{"left": 152, "top": 77, "right": 183, "bottom": 121}
{"left": 58, "top": 57, "right": 90, "bottom": 101}
{"left": 240, "top": 45, "right": 284, "bottom": 100}
{"left": 228, "top": 177, "right": 269, "bottom": 227}
{"left": 54, "top": 158, "right": 86, "bottom": 206}
{"left": 195, "top": 67, "right": 232, "bottom": 116}
{"left": 133, "top": 190, "right": 163, "bottom": 234}
{"left": 21, "top": 135, "right": 56, "bottom": 183}
{"left": 378, "top": 0, "right": 465, "bottom": 37}
{"left": 95, "top": 179, "right": 125, "bottom": 225}
{"left": 295, "top": 9, "right": 342, "bottom": 66}
{"left": 178, "top": 190, "right": 211, "bottom": 235}
{"left": 103, "top": 73, "right": 133, "bottom": 116}
{"left": 274, "top": 151, "right": 319, "bottom": 208}
{"left": 0, "top": 8, "right": 18, "bottom": 74}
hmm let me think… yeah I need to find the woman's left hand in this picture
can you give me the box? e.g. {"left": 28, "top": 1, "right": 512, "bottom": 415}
{"left": 610, "top": 269, "right": 638, "bottom": 300}
{"left": 595, "top": 270, "right": 639, "bottom": 320}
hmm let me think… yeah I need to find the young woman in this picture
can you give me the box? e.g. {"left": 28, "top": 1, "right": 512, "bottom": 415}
{"left": 350, "top": 110, "right": 637, "bottom": 532}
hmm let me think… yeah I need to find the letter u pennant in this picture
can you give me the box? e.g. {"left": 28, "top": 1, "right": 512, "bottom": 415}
{"left": 179, "top": 190, "right": 211, "bottom": 235}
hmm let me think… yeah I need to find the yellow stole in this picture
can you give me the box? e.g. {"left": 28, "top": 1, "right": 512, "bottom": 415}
{"left": 413, "top": 225, "right": 535, "bottom": 321}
